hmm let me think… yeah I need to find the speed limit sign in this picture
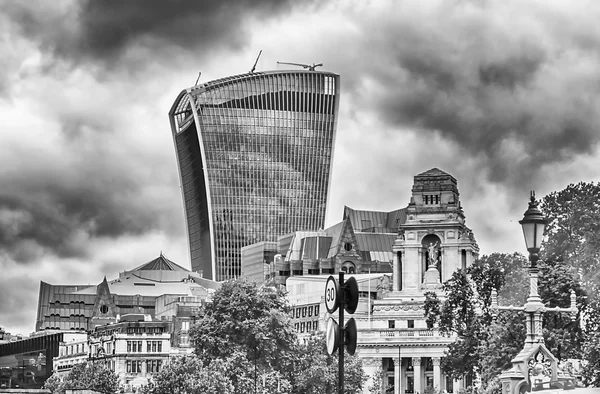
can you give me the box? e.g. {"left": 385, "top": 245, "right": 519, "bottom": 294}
{"left": 325, "top": 275, "right": 339, "bottom": 313}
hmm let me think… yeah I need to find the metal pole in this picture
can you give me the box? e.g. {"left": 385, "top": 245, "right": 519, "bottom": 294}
{"left": 339, "top": 271, "right": 344, "bottom": 394}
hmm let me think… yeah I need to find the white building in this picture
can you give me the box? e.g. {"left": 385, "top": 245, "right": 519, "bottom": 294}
{"left": 286, "top": 168, "right": 480, "bottom": 394}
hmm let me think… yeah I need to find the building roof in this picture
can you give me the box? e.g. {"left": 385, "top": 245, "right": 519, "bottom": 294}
{"left": 129, "top": 253, "right": 190, "bottom": 272}
{"left": 416, "top": 167, "right": 453, "bottom": 178}
{"left": 343, "top": 206, "right": 406, "bottom": 233}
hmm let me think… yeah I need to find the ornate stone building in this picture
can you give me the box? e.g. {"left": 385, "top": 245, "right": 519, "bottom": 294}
{"left": 357, "top": 168, "right": 480, "bottom": 394}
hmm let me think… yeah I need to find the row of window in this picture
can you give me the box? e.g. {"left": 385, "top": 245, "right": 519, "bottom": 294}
{"left": 292, "top": 304, "right": 320, "bottom": 319}
{"left": 423, "top": 195, "right": 441, "bottom": 205}
{"left": 126, "top": 327, "right": 164, "bottom": 335}
{"left": 126, "top": 360, "right": 163, "bottom": 374}
{"left": 126, "top": 340, "right": 163, "bottom": 353}
{"left": 294, "top": 320, "right": 319, "bottom": 333}
{"left": 388, "top": 320, "right": 415, "bottom": 329}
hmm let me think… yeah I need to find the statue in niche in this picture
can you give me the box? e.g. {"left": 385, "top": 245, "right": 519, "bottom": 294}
{"left": 398, "top": 228, "right": 405, "bottom": 240}
{"left": 428, "top": 241, "right": 440, "bottom": 266}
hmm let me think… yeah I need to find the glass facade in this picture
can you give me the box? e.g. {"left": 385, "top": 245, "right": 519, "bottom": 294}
{"left": 169, "top": 71, "right": 340, "bottom": 281}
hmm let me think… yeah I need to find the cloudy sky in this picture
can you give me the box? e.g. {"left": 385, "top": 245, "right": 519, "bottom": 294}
{"left": 1, "top": 0, "right": 600, "bottom": 336}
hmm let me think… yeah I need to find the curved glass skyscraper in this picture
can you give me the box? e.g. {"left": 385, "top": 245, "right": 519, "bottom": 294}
{"left": 168, "top": 70, "right": 340, "bottom": 281}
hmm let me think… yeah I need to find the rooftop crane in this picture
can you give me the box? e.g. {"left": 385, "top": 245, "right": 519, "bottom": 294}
{"left": 249, "top": 50, "right": 262, "bottom": 73}
{"left": 277, "top": 61, "right": 323, "bottom": 71}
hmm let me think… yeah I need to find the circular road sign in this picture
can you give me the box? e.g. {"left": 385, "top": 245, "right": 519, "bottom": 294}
{"left": 326, "top": 317, "right": 339, "bottom": 355}
{"left": 325, "top": 275, "right": 339, "bottom": 314}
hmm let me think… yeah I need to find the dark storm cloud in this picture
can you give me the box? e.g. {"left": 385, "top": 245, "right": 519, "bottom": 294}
{"left": 331, "top": 1, "right": 600, "bottom": 190}
{"left": 0, "top": 118, "right": 183, "bottom": 264}
{"left": 5, "top": 0, "right": 309, "bottom": 66}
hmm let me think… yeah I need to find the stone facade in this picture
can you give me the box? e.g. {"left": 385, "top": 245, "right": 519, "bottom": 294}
{"left": 357, "top": 168, "right": 480, "bottom": 394}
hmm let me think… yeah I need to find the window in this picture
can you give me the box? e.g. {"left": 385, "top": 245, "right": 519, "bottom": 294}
{"left": 181, "top": 321, "right": 190, "bottom": 331}
{"left": 147, "top": 341, "right": 162, "bottom": 352}
{"left": 408, "top": 320, "right": 415, "bottom": 328}
{"left": 147, "top": 360, "right": 163, "bottom": 373}
{"left": 127, "top": 341, "right": 143, "bottom": 352}
{"left": 302, "top": 307, "right": 307, "bottom": 317}
{"left": 388, "top": 320, "right": 395, "bottom": 329}
{"left": 127, "top": 360, "right": 142, "bottom": 373}
{"left": 308, "top": 306, "right": 313, "bottom": 317}
{"left": 314, "top": 305, "right": 319, "bottom": 315}
{"left": 344, "top": 242, "right": 352, "bottom": 251}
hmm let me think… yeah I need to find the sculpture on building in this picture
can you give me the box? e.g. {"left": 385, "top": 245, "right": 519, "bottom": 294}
{"left": 428, "top": 241, "right": 440, "bottom": 266}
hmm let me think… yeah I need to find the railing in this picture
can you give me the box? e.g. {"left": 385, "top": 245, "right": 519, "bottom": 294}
{"left": 359, "top": 329, "right": 445, "bottom": 338}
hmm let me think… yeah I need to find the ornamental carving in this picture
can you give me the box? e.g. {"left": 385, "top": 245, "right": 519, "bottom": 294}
{"left": 362, "top": 357, "right": 382, "bottom": 367}
{"left": 373, "top": 304, "right": 423, "bottom": 312}
{"left": 528, "top": 350, "right": 552, "bottom": 387}
{"left": 412, "top": 357, "right": 422, "bottom": 366}
{"left": 417, "top": 231, "right": 445, "bottom": 242}
{"left": 432, "top": 357, "right": 441, "bottom": 366}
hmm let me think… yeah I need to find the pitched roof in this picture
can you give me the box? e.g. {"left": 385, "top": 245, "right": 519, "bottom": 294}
{"left": 131, "top": 254, "right": 190, "bottom": 272}
{"left": 416, "top": 167, "right": 454, "bottom": 178}
{"left": 343, "top": 206, "right": 407, "bottom": 232}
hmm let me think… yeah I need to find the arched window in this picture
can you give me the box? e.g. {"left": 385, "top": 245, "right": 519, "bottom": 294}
{"left": 341, "top": 261, "right": 356, "bottom": 274}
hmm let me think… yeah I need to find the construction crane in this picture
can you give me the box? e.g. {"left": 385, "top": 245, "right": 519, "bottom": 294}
{"left": 277, "top": 61, "right": 323, "bottom": 71}
{"left": 249, "top": 50, "right": 262, "bottom": 73}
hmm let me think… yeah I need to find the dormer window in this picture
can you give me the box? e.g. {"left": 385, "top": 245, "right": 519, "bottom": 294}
{"left": 424, "top": 194, "right": 440, "bottom": 205}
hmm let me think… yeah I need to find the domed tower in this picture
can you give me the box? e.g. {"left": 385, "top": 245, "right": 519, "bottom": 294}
{"left": 392, "top": 168, "right": 479, "bottom": 294}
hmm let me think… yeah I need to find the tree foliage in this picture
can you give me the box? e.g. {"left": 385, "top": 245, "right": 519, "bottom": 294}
{"left": 424, "top": 253, "right": 531, "bottom": 389}
{"left": 541, "top": 181, "right": 600, "bottom": 384}
{"left": 143, "top": 355, "right": 234, "bottom": 394}
{"left": 138, "top": 278, "right": 366, "bottom": 394}
{"left": 44, "top": 361, "right": 120, "bottom": 394}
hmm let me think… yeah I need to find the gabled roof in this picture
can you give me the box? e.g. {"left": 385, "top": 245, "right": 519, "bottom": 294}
{"left": 130, "top": 254, "right": 190, "bottom": 272}
{"left": 343, "top": 206, "right": 407, "bottom": 232}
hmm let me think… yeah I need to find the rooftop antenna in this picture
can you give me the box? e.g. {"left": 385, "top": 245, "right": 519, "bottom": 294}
{"left": 277, "top": 61, "right": 323, "bottom": 71}
{"left": 194, "top": 72, "right": 202, "bottom": 86}
{"left": 250, "top": 50, "right": 262, "bottom": 73}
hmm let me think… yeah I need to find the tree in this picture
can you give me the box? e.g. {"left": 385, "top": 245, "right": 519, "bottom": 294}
{"left": 190, "top": 279, "right": 298, "bottom": 390}
{"left": 187, "top": 278, "right": 366, "bottom": 393}
{"left": 294, "top": 333, "right": 366, "bottom": 394}
{"left": 367, "top": 365, "right": 385, "bottom": 394}
{"left": 541, "top": 182, "right": 600, "bottom": 384}
{"left": 144, "top": 355, "right": 234, "bottom": 394}
{"left": 424, "top": 253, "right": 530, "bottom": 389}
{"left": 44, "top": 361, "right": 119, "bottom": 394}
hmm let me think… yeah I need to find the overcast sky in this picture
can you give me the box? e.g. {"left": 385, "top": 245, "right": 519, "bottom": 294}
{"left": 1, "top": 0, "right": 600, "bottom": 336}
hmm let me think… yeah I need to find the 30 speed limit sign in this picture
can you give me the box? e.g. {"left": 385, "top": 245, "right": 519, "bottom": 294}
{"left": 325, "top": 275, "right": 340, "bottom": 313}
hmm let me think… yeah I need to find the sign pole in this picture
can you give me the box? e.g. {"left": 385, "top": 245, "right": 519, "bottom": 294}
{"left": 338, "top": 271, "right": 344, "bottom": 394}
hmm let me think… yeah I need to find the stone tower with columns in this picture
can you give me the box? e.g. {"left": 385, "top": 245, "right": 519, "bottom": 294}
{"left": 357, "top": 168, "right": 480, "bottom": 394}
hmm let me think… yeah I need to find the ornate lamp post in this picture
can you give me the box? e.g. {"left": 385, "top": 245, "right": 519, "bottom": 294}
{"left": 519, "top": 190, "right": 549, "bottom": 346}
{"left": 493, "top": 191, "right": 578, "bottom": 394}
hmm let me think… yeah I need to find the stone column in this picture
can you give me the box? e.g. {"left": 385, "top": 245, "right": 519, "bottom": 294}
{"left": 362, "top": 357, "right": 381, "bottom": 394}
{"left": 433, "top": 357, "right": 441, "bottom": 390}
{"left": 393, "top": 253, "right": 401, "bottom": 291}
{"left": 393, "top": 357, "right": 402, "bottom": 394}
{"left": 413, "top": 357, "right": 422, "bottom": 394}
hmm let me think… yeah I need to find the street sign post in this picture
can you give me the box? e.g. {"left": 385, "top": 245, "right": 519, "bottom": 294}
{"left": 323, "top": 272, "right": 360, "bottom": 394}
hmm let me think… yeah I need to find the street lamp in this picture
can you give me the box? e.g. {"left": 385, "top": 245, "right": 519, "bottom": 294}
{"left": 493, "top": 191, "right": 578, "bottom": 394}
{"left": 518, "top": 191, "right": 547, "bottom": 267}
